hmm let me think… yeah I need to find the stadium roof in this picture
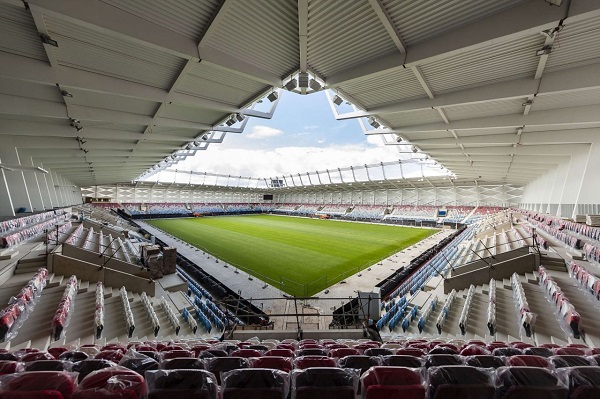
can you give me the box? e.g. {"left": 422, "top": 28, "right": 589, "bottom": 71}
{"left": 1, "top": 0, "right": 599, "bottom": 187}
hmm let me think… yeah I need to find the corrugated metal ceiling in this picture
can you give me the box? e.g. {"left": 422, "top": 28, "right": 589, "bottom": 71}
{"left": 307, "top": 0, "right": 398, "bottom": 78}
{"left": 545, "top": 14, "right": 600, "bottom": 73}
{"left": 419, "top": 35, "right": 544, "bottom": 94}
{"left": 340, "top": 66, "right": 427, "bottom": 109}
{"left": 100, "top": 0, "right": 221, "bottom": 42}
{"left": 44, "top": 15, "right": 187, "bottom": 90}
{"left": 201, "top": 0, "right": 298, "bottom": 76}
{"left": 382, "top": 0, "right": 526, "bottom": 46}
{"left": 67, "top": 87, "right": 161, "bottom": 116}
{"left": 443, "top": 98, "right": 525, "bottom": 121}
{"left": 175, "top": 61, "right": 269, "bottom": 106}
{"left": 0, "top": 2, "right": 48, "bottom": 61}
{"left": 532, "top": 88, "right": 600, "bottom": 112}
{"left": 384, "top": 108, "right": 444, "bottom": 127}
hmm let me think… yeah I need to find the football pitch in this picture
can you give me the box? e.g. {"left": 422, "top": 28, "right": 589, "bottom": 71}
{"left": 147, "top": 215, "right": 436, "bottom": 297}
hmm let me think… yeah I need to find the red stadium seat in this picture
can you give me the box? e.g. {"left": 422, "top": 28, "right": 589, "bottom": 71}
{"left": 73, "top": 366, "right": 146, "bottom": 399}
{"left": 0, "top": 371, "right": 77, "bottom": 399}
{"left": 507, "top": 355, "right": 550, "bottom": 368}
{"left": 328, "top": 348, "right": 360, "bottom": 358}
{"left": 0, "top": 360, "right": 18, "bottom": 376}
{"left": 221, "top": 368, "right": 288, "bottom": 399}
{"left": 428, "top": 366, "right": 494, "bottom": 399}
{"left": 396, "top": 348, "right": 426, "bottom": 357}
{"left": 293, "top": 367, "right": 358, "bottom": 399}
{"left": 147, "top": 369, "right": 218, "bottom": 399}
{"left": 264, "top": 349, "right": 294, "bottom": 358}
{"left": 555, "top": 347, "right": 586, "bottom": 356}
{"left": 361, "top": 366, "right": 425, "bottom": 399}
{"left": 496, "top": 366, "right": 567, "bottom": 399}
{"left": 460, "top": 345, "right": 490, "bottom": 356}
{"left": 250, "top": 356, "right": 293, "bottom": 372}
{"left": 294, "top": 356, "right": 336, "bottom": 369}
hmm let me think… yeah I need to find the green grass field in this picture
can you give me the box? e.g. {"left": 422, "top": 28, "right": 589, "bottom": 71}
{"left": 147, "top": 215, "right": 436, "bottom": 297}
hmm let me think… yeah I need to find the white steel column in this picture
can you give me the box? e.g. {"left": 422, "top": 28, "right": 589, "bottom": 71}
{"left": 0, "top": 146, "right": 32, "bottom": 213}
{"left": 15, "top": 149, "right": 45, "bottom": 212}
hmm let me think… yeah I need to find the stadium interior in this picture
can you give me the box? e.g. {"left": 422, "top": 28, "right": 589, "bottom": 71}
{"left": 1, "top": 0, "right": 600, "bottom": 397}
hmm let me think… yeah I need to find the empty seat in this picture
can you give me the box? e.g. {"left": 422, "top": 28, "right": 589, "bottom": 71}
{"left": 381, "top": 355, "right": 424, "bottom": 368}
{"left": 561, "top": 366, "right": 600, "bottom": 399}
{"left": 493, "top": 348, "right": 523, "bottom": 357}
{"left": 58, "top": 351, "right": 89, "bottom": 362}
{"left": 460, "top": 345, "right": 490, "bottom": 356}
{"left": 363, "top": 348, "right": 393, "bottom": 357}
{"left": 294, "top": 356, "right": 337, "bottom": 369}
{"left": 251, "top": 357, "right": 293, "bottom": 372}
{"left": 328, "top": 348, "right": 360, "bottom": 359}
{"left": 162, "top": 357, "right": 205, "bottom": 370}
{"left": 338, "top": 355, "right": 379, "bottom": 374}
{"left": 396, "top": 348, "right": 426, "bottom": 357}
{"left": 361, "top": 366, "right": 425, "bottom": 399}
{"left": 0, "top": 353, "right": 17, "bottom": 361}
{"left": 555, "top": 347, "right": 586, "bottom": 356}
{"left": 464, "top": 355, "right": 505, "bottom": 369}
{"left": 0, "top": 360, "right": 18, "bottom": 376}
{"left": 161, "top": 350, "right": 194, "bottom": 360}
{"left": 296, "top": 349, "right": 327, "bottom": 357}
{"left": 119, "top": 354, "right": 159, "bottom": 374}
{"left": 199, "top": 349, "right": 228, "bottom": 359}
{"left": 496, "top": 366, "right": 568, "bottom": 399}
{"left": 428, "top": 365, "right": 494, "bottom": 399}
{"left": 23, "top": 360, "right": 71, "bottom": 372}
{"left": 21, "top": 352, "right": 54, "bottom": 362}
{"left": 230, "top": 349, "right": 263, "bottom": 358}
{"left": 550, "top": 355, "right": 593, "bottom": 368}
{"left": 146, "top": 369, "right": 218, "bottom": 399}
{"left": 507, "top": 355, "right": 550, "bottom": 368}
{"left": 94, "top": 350, "right": 124, "bottom": 363}
{"left": 276, "top": 344, "right": 296, "bottom": 351}
{"left": 205, "top": 357, "right": 249, "bottom": 384}
{"left": 264, "top": 349, "right": 294, "bottom": 358}
{"left": 425, "top": 354, "right": 463, "bottom": 368}
{"left": 47, "top": 347, "right": 68, "bottom": 359}
{"left": 73, "top": 366, "right": 146, "bottom": 399}
{"left": 0, "top": 371, "right": 77, "bottom": 399}
{"left": 523, "top": 347, "right": 554, "bottom": 357}
{"left": 72, "top": 359, "right": 116, "bottom": 383}
{"left": 247, "top": 345, "right": 269, "bottom": 352}
{"left": 292, "top": 367, "right": 359, "bottom": 399}
{"left": 222, "top": 368, "right": 288, "bottom": 399}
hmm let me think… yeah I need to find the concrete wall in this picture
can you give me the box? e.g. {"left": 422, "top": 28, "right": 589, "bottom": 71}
{"left": 444, "top": 253, "right": 538, "bottom": 293}
{"left": 52, "top": 254, "right": 155, "bottom": 296}
{"left": 62, "top": 244, "right": 145, "bottom": 276}
{"left": 450, "top": 247, "right": 530, "bottom": 277}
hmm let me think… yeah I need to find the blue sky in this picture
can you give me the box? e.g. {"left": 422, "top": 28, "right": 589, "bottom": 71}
{"left": 152, "top": 90, "right": 430, "bottom": 180}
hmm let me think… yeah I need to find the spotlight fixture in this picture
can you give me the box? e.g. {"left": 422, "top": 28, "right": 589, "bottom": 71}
{"left": 298, "top": 72, "right": 309, "bottom": 88}
{"left": 60, "top": 90, "right": 73, "bottom": 98}
{"left": 267, "top": 91, "right": 278, "bottom": 102}
{"left": 412, "top": 146, "right": 418, "bottom": 153}
{"left": 235, "top": 113, "right": 244, "bottom": 122}
{"left": 332, "top": 95, "right": 343, "bottom": 105}
{"left": 202, "top": 134, "right": 209, "bottom": 141}
{"left": 522, "top": 100, "right": 534, "bottom": 107}
{"left": 284, "top": 78, "right": 297, "bottom": 91}
{"left": 396, "top": 136, "right": 403, "bottom": 143}
{"left": 308, "top": 78, "right": 321, "bottom": 91}
{"left": 535, "top": 45, "right": 554, "bottom": 56}
{"left": 368, "top": 116, "right": 380, "bottom": 128}
{"left": 225, "top": 117, "right": 235, "bottom": 126}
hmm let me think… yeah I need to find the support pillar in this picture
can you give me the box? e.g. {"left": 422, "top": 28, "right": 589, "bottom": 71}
{"left": 0, "top": 146, "right": 32, "bottom": 213}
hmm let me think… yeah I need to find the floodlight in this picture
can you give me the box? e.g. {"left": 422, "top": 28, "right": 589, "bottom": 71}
{"left": 522, "top": 100, "right": 534, "bottom": 107}
{"left": 332, "top": 95, "right": 343, "bottom": 105}
{"left": 267, "top": 91, "right": 278, "bottom": 102}
{"left": 396, "top": 136, "right": 403, "bottom": 143}
{"left": 298, "top": 72, "right": 309, "bottom": 88}
{"left": 225, "top": 116, "right": 236, "bottom": 126}
{"left": 412, "top": 146, "right": 418, "bottom": 153}
{"left": 235, "top": 113, "right": 244, "bottom": 122}
{"left": 308, "top": 78, "right": 321, "bottom": 91}
{"left": 284, "top": 78, "right": 297, "bottom": 91}
{"left": 368, "top": 116, "right": 380, "bottom": 128}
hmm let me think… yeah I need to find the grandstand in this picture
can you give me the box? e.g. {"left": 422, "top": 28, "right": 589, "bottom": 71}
{"left": 1, "top": 0, "right": 600, "bottom": 397}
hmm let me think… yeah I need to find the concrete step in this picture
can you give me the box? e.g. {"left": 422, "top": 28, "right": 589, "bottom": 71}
{"left": 525, "top": 273, "right": 537, "bottom": 284}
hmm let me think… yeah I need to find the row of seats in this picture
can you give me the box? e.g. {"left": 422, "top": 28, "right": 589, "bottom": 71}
{"left": 141, "top": 292, "right": 160, "bottom": 337}
{"left": 1, "top": 212, "right": 70, "bottom": 248}
{"left": 0, "top": 209, "right": 66, "bottom": 235}
{"left": 511, "top": 273, "right": 534, "bottom": 337}
{"left": 120, "top": 287, "right": 135, "bottom": 338}
{"left": 569, "top": 261, "right": 600, "bottom": 300}
{"left": 458, "top": 284, "right": 475, "bottom": 335}
{"left": 435, "top": 289, "right": 456, "bottom": 334}
{"left": 539, "top": 266, "right": 582, "bottom": 338}
{"left": 51, "top": 275, "right": 78, "bottom": 342}
{"left": 94, "top": 282, "right": 104, "bottom": 339}
{"left": 0, "top": 268, "right": 48, "bottom": 342}
{"left": 3, "top": 359, "right": 599, "bottom": 398}
{"left": 487, "top": 278, "right": 497, "bottom": 335}
{"left": 160, "top": 297, "right": 181, "bottom": 335}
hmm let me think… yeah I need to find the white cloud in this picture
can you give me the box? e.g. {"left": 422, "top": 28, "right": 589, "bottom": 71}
{"left": 304, "top": 125, "right": 319, "bottom": 130}
{"left": 317, "top": 139, "right": 325, "bottom": 144}
{"left": 246, "top": 125, "right": 284, "bottom": 139}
